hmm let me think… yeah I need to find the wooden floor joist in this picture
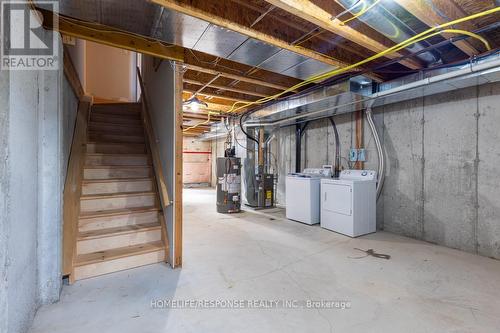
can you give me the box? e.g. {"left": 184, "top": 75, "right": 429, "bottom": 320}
{"left": 40, "top": 7, "right": 302, "bottom": 94}
{"left": 39, "top": 8, "right": 184, "bottom": 62}
{"left": 263, "top": 0, "right": 422, "bottom": 70}
{"left": 183, "top": 78, "right": 269, "bottom": 98}
{"left": 183, "top": 87, "right": 257, "bottom": 104}
{"left": 184, "top": 63, "right": 292, "bottom": 91}
{"left": 151, "top": 0, "right": 352, "bottom": 69}
{"left": 394, "top": 0, "right": 481, "bottom": 56}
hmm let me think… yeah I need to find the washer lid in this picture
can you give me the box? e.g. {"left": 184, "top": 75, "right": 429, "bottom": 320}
{"left": 339, "top": 170, "right": 377, "bottom": 181}
{"left": 287, "top": 173, "right": 321, "bottom": 179}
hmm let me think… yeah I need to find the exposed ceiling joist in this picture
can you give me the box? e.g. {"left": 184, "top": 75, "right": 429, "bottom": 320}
{"left": 183, "top": 78, "right": 268, "bottom": 98}
{"left": 182, "top": 93, "right": 244, "bottom": 113}
{"left": 38, "top": 8, "right": 184, "bottom": 62}
{"left": 394, "top": 0, "right": 480, "bottom": 56}
{"left": 184, "top": 86, "right": 258, "bottom": 104}
{"left": 184, "top": 63, "right": 292, "bottom": 91}
{"left": 263, "top": 0, "right": 422, "bottom": 70}
{"left": 40, "top": 8, "right": 301, "bottom": 93}
{"left": 151, "top": 0, "right": 352, "bottom": 69}
{"left": 183, "top": 87, "right": 257, "bottom": 103}
{"left": 183, "top": 112, "right": 222, "bottom": 121}
{"left": 183, "top": 130, "right": 210, "bottom": 136}
{"left": 230, "top": 0, "right": 370, "bottom": 56}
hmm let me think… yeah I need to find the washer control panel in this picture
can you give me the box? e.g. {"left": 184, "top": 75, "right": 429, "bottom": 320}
{"left": 339, "top": 170, "right": 377, "bottom": 181}
{"left": 302, "top": 168, "right": 333, "bottom": 178}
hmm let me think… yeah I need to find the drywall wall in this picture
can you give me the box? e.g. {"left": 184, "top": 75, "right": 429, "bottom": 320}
{"left": 85, "top": 41, "right": 136, "bottom": 102}
{"left": 274, "top": 81, "right": 500, "bottom": 259}
{"left": 65, "top": 39, "right": 86, "bottom": 90}
{"left": 141, "top": 56, "right": 177, "bottom": 264}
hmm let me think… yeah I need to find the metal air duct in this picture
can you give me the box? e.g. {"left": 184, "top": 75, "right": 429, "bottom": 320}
{"left": 335, "top": 0, "right": 439, "bottom": 64}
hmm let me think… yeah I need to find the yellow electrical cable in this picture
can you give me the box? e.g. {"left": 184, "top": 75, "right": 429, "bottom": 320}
{"left": 227, "top": 6, "right": 500, "bottom": 114}
{"left": 183, "top": 111, "right": 216, "bottom": 132}
{"left": 340, "top": 0, "right": 382, "bottom": 26}
{"left": 392, "top": 29, "right": 491, "bottom": 53}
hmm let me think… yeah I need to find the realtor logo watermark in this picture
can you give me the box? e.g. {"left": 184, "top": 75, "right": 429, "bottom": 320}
{"left": 1, "top": 1, "right": 58, "bottom": 70}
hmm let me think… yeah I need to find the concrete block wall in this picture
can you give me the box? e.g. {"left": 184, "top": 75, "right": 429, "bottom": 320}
{"left": 274, "top": 81, "right": 500, "bottom": 260}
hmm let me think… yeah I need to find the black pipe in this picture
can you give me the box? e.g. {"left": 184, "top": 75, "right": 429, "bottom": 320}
{"left": 295, "top": 121, "right": 309, "bottom": 172}
{"left": 239, "top": 113, "right": 259, "bottom": 144}
{"left": 328, "top": 117, "right": 341, "bottom": 177}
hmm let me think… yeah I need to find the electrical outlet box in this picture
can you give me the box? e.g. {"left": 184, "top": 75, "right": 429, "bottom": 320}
{"left": 349, "top": 149, "right": 358, "bottom": 162}
{"left": 349, "top": 148, "right": 366, "bottom": 162}
{"left": 357, "top": 149, "right": 366, "bottom": 162}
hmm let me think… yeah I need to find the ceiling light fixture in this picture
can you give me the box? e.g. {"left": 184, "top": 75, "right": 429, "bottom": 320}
{"left": 182, "top": 95, "right": 208, "bottom": 112}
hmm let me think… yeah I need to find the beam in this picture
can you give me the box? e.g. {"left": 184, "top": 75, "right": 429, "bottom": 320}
{"left": 184, "top": 90, "right": 246, "bottom": 104}
{"left": 183, "top": 130, "right": 210, "bottom": 137}
{"left": 183, "top": 93, "right": 243, "bottom": 113}
{"left": 263, "top": 0, "right": 421, "bottom": 69}
{"left": 183, "top": 86, "right": 258, "bottom": 103}
{"left": 41, "top": 7, "right": 305, "bottom": 91}
{"left": 38, "top": 8, "right": 184, "bottom": 62}
{"left": 183, "top": 112, "right": 222, "bottom": 121}
{"left": 394, "top": 0, "right": 480, "bottom": 56}
{"left": 184, "top": 63, "right": 292, "bottom": 91}
{"left": 152, "top": 0, "right": 353, "bottom": 69}
{"left": 184, "top": 78, "right": 268, "bottom": 98}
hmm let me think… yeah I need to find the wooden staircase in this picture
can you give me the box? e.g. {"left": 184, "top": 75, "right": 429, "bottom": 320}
{"left": 72, "top": 103, "right": 167, "bottom": 281}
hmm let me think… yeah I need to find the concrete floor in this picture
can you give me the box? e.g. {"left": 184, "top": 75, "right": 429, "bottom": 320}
{"left": 30, "top": 188, "right": 500, "bottom": 333}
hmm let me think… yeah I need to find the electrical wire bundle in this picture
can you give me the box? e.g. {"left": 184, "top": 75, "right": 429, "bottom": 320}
{"left": 230, "top": 7, "right": 497, "bottom": 115}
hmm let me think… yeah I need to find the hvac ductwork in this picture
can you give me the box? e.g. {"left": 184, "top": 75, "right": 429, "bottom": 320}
{"left": 242, "top": 54, "right": 500, "bottom": 128}
{"left": 335, "top": 0, "right": 439, "bottom": 64}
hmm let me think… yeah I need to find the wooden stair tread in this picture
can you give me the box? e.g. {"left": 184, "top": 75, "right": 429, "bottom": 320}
{"left": 84, "top": 165, "right": 152, "bottom": 169}
{"left": 87, "top": 141, "right": 145, "bottom": 145}
{"left": 82, "top": 177, "right": 153, "bottom": 184}
{"left": 86, "top": 153, "right": 149, "bottom": 157}
{"left": 79, "top": 206, "right": 159, "bottom": 219}
{"left": 87, "top": 141, "right": 145, "bottom": 146}
{"left": 92, "top": 102, "right": 141, "bottom": 108}
{"left": 68, "top": 102, "right": 166, "bottom": 281}
{"left": 88, "top": 130, "right": 143, "bottom": 135}
{"left": 92, "top": 111, "right": 140, "bottom": 117}
{"left": 74, "top": 240, "right": 164, "bottom": 267}
{"left": 89, "top": 120, "right": 142, "bottom": 126}
{"left": 78, "top": 222, "right": 161, "bottom": 240}
{"left": 81, "top": 191, "right": 156, "bottom": 200}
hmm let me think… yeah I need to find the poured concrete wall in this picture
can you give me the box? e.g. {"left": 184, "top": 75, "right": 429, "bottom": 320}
{"left": 275, "top": 81, "right": 500, "bottom": 259}
{"left": 0, "top": 28, "right": 78, "bottom": 333}
{"left": 0, "top": 50, "right": 10, "bottom": 333}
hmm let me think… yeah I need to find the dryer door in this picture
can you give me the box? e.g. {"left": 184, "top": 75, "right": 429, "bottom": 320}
{"left": 322, "top": 183, "right": 352, "bottom": 216}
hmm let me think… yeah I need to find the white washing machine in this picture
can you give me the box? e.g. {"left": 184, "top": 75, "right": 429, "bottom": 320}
{"left": 320, "top": 170, "right": 377, "bottom": 237}
{"left": 286, "top": 168, "right": 332, "bottom": 225}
